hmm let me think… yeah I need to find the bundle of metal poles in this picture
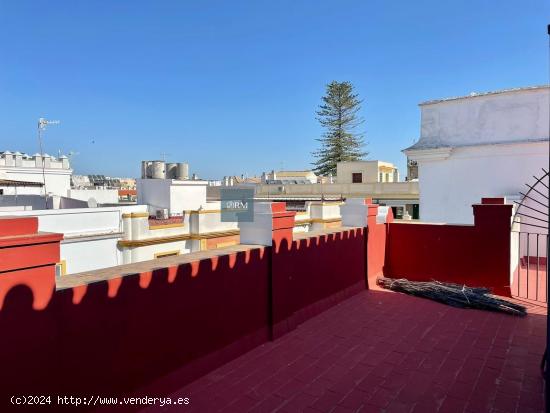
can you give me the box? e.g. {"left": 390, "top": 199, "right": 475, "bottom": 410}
{"left": 377, "top": 277, "right": 527, "bottom": 317}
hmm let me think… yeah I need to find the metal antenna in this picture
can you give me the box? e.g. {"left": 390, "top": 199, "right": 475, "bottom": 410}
{"left": 160, "top": 152, "right": 170, "bottom": 162}
{"left": 37, "top": 118, "right": 60, "bottom": 209}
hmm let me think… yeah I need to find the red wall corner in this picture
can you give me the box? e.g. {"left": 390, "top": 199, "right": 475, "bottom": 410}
{"left": 0, "top": 217, "right": 62, "bottom": 310}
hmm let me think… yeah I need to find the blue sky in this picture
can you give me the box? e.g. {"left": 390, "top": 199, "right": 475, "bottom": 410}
{"left": 0, "top": 1, "right": 548, "bottom": 179}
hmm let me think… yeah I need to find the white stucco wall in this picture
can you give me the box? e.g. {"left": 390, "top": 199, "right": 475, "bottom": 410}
{"left": 189, "top": 207, "right": 239, "bottom": 234}
{"left": 0, "top": 205, "right": 146, "bottom": 275}
{"left": 0, "top": 167, "right": 71, "bottom": 197}
{"left": 0, "top": 185, "right": 43, "bottom": 196}
{"left": 407, "top": 86, "right": 550, "bottom": 224}
{"left": 254, "top": 181, "right": 418, "bottom": 201}
{"left": 67, "top": 189, "right": 119, "bottom": 205}
{"left": 0, "top": 153, "right": 71, "bottom": 197}
{"left": 62, "top": 237, "right": 121, "bottom": 274}
{"left": 267, "top": 171, "right": 317, "bottom": 183}
{"left": 137, "top": 178, "right": 171, "bottom": 211}
{"left": 169, "top": 181, "right": 207, "bottom": 213}
{"left": 336, "top": 161, "right": 399, "bottom": 184}
{"left": 419, "top": 86, "right": 549, "bottom": 147}
{"left": 137, "top": 178, "right": 208, "bottom": 215}
{"left": 417, "top": 141, "right": 549, "bottom": 224}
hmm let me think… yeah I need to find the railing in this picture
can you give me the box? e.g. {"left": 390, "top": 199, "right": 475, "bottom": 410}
{"left": 512, "top": 231, "right": 548, "bottom": 303}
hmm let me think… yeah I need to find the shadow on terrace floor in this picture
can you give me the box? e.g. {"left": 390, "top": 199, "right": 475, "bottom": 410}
{"left": 143, "top": 288, "right": 546, "bottom": 413}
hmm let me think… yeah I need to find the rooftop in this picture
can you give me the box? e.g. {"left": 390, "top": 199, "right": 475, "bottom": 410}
{"left": 0, "top": 199, "right": 545, "bottom": 412}
{"left": 146, "top": 287, "right": 546, "bottom": 413}
{"left": 275, "top": 171, "right": 316, "bottom": 177}
{"left": 403, "top": 137, "right": 550, "bottom": 153}
{"left": 0, "top": 178, "right": 44, "bottom": 187}
{"left": 419, "top": 85, "right": 549, "bottom": 106}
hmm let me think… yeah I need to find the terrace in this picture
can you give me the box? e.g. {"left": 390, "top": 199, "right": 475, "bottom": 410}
{"left": 157, "top": 288, "right": 545, "bottom": 413}
{"left": 0, "top": 198, "right": 547, "bottom": 412}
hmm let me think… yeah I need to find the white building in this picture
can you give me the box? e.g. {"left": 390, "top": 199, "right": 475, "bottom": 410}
{"left": 336, "top": 160, "right": 400, "bottom": 184}
{"left": 137, "top": 159, "right": 207, "bottom": 215}
{"left": 404, "top": 85, "right": 550, "bottom": 224}
{"left": 0, "top": 151, "right": 71, "bottom": 197}
{"left": 0, "top": 205, "right": 144, "bottom": 275}
{"left": 67, "top": 188, "right": 120, "bottom": 205}
{"left": 137, "top": 179, "right": 208, "bottom": 216}
{"left": 262, "top": 170, "right": 317, "bottom": 184}
{"left": 222, "top": 175, "right": 262, "bottom": 186}
{"left": 0, "top": 187, "right": 232, "bottom": 275}
{"left": 0, "top": 158, "right": 240, "bottom": 275}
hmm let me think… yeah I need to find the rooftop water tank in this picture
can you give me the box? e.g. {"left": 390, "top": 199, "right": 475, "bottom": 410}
{"left": 141, "top": 161, "right": 149, "bottom": 179}
{"left": 166, "top": 163, "right": 178, "bottom": 179}
{"left": 151, "top": 160, "right": 166, "bottom": 179}
{"left": 176, "top": 163, "right": 189, "bottom": 180}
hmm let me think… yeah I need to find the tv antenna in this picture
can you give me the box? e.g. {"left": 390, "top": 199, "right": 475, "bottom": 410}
{"left": 37, "top": 118, "right": 60, "bottom": 208}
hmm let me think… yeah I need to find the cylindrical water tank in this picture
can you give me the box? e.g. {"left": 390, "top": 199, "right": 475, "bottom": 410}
{"left": 176, "top": 163, "right": 189, "bottom": 180}
{"left": 151, "top": 160, "right": 166, "bottom": 179}
{"left": 141, "top": 161, "right": 149, "bottom": 179}
{"left": 166, "top": 163, "right": 178, "bottom": 179}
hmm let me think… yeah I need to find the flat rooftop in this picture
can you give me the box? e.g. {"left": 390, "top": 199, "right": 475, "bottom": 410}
{"left": 419, "top": 84, "right": 549, "bottom": 106}
{"left": 144, "top": 288, "right": 546, "bottom": 412}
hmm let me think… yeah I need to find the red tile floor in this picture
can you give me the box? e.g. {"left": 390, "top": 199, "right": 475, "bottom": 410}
{"left": 144, "top": 287, "right": 547, "bottom": 413}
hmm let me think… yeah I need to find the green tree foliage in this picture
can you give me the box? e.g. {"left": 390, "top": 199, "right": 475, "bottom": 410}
{"left": 312, "top": 81, "right": 367, "bottom": 176}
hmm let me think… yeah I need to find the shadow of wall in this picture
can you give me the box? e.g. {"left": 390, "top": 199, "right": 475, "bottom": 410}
{"left": 0, "top": 227, "right": 370, "bottom": 409}
{"left": 0, "top": 247, "right": 270, "bottom": 405}
{"left": 271, "top": 228, "right": 367, "bottom": 338}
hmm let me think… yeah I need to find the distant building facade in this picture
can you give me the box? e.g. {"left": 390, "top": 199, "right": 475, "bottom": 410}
{"left": 71, "top": 175, "right": 136, "bottom": 205}
{"left": 404, "top": 85, "right": 550, "bottom": 224}
{"left": 222, "top": 175, "right": 262, "bottom": 186}
{"left": 0, "top": 151, "right": 71, "bottom": 197}
{"left": 253, "top": 160, "right": 416, "bottom": 219}
{"left": 262, "top": 170, "right": 317, "bottom": 184}
{"left": 336, "top": 160, "right": 399, "bottom": 184}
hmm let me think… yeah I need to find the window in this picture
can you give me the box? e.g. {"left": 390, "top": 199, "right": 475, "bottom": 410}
{"left": 155, "top": 250, "right": 180, "bottom": 259}
{"left": 379, "top": 172, "right": 383, "bottom": 182}
{"left": 352, "top": 173, "right": 362, "bottom": 183}
{"left": 385, "top": 173, "right": 390, "bottom": 182}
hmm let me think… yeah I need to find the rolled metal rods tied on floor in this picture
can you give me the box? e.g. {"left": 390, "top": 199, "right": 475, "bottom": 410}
{"left": 377, "top": 277, "right": 527, "bottom": 317}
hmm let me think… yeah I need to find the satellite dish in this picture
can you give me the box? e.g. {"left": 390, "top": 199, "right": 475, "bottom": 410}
{"left": 87, "top": 197, "right": 98, "bottom": 208}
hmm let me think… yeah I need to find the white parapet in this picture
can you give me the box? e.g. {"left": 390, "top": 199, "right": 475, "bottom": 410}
{"left": 376, "top": 206, "right": 391, "bottom": 224}
{"left": 340, "top": 198, "right": 369, "bottom": 228}
{"left": 238, "top": 202, "right": 275, "bottom": 246}
{"left": 137, "top": 178, "right": 208, "bottom": 216}
{"left": 309, "top": 201, "right": 342, "bottom": 230}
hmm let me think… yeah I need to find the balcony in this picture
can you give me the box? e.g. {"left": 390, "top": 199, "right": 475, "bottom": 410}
{"left": 0, "top": 198, "right": 546, "bottom": 412}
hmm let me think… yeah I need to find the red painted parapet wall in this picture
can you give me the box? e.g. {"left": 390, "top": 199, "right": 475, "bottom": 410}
{"left": 0, "top": 241, "right": 272, "bottom": 402}
{"left": 245, "top": 201, "right": 367, "bottom": 339}
{"left": 0, "top": 204, "right": 367, "bottom": 407}
{"left": 364, "top": 199, "right": 393, "bottom": 281}
{"left": 0, "top": 216, "right": 63, "bottom": 310}
{"left": 272, "top": 228, "right": 367, "bottom": 338}
{"left": 0, "top": 199, "right": 516, "bottom": 406}
{"left": 383, "top": 198, "right": 513, "bottom": 296}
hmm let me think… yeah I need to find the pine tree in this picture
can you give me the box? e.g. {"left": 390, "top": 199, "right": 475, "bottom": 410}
{"left": 312, "top": 81, "right": 367, "bottom": 176}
